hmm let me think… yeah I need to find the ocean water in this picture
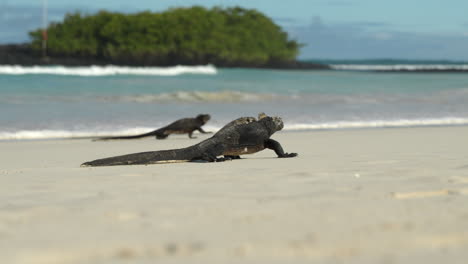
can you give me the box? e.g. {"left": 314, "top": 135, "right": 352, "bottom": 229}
{"left": 1, "top": 61, "right": 468, "bottom": 140}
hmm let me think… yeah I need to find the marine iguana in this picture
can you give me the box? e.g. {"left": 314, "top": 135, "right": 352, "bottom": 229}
{"left": 81, "top": 113, "right": 297, "bottom": 167}
{"left": 94, "top": 114, "right": 211, "bottom": 140}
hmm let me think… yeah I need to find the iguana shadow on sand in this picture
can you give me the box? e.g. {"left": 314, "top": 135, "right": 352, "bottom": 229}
{"left": 81, "top": 113, "right": 297, "bottom": 167}
{"left": 94, "top": 114, "right": 211, "bottom": 140}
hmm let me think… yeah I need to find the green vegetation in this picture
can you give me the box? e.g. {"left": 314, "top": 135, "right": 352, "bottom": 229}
{"left": 28, "top": 6, "right": 300, "bottom": 66}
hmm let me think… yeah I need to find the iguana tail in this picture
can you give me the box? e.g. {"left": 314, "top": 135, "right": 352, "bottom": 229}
{"left": 81, "top": 146, "right": 198, "bottom": 167}
{"left": 93, "top": 129, "right": 165, "bottom": 141}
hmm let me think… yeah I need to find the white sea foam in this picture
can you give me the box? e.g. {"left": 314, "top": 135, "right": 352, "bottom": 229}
{"left": 331, "top": 64, "right": 468, "bottom": 71}
{"left": 0, "top": 127, "right": 156, "bottom": 140}
{"left": 284, "top": 118, "right": 468, "bottom": 130}
{"left": 2, "top": 118, "right": 468, "bottom": 140}
{"left": 0, "top": 64, "right": 217, "bottom": 76}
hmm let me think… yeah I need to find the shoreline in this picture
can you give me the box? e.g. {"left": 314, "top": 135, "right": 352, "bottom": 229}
{"left": 0, "top": 44, "right": 330, "bottom": 70}
{"left": 1, "top": 126, "right": 468, "bottom": 263}
{"left": 1, "top": 123, "right": 468, "bottom": 142}
{"left": 3, "top": 44, "right": 468, "bottom": 72}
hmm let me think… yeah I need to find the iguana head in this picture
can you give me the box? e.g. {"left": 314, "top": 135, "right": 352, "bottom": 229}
{"left": 196, "top": 114, "right": 211, "bottom": 124}
{"left": 259, "top": 115, "right": 284, "bottom": 135}
{"left": 271, "top": 116, "right": 284, "bottom": 131}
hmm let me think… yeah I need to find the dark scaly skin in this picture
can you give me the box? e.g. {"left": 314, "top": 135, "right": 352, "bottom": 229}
{"left": 94, "top": 114, "right": 211, "bottom": 140}
{"left": 215, "top": 113, "right": 261, "bottom": 160}
{"left": 81, "top": 114, "right": 297, "bottom": 167}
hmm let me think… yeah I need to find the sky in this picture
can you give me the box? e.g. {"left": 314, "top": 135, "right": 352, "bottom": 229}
{"left": 1, "top": 0, "right": 468, "bottom": 60}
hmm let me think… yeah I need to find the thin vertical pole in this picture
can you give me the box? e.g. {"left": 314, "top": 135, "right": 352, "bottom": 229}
{"left": 42, "top": 0, "right": 48, "bottom": 58}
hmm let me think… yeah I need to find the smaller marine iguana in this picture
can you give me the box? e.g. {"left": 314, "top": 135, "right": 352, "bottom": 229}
{"left": 81, "top": 113, "right": 297, "bottom": 167}
{"left": 94, "top": 114, "right": 211, "bottom": 140}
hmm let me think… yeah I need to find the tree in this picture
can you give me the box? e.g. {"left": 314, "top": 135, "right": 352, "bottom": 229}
{"left": 28, "top": 6, "right": 301, "bottom": 66}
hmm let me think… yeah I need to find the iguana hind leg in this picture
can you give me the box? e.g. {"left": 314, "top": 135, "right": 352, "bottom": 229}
{"left": 224, "top": 155, "right": 241, "bottom": 159}
{"left": 155, "top": 131, "right": 168, "bottom": 139}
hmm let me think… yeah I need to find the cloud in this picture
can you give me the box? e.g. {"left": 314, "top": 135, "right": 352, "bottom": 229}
{"left": 273, "top": 17, "right": 302, "bottom": 27}
{"left": 285, "top": 17, "right": 468, "bottom": 60}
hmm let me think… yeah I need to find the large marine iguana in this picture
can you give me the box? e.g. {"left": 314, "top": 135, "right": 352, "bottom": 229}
{"left": 81, "top": 113, "right": 297, "bottom": 167}
{"left": 94, "top": 114, "right": 211, "bottom": 140}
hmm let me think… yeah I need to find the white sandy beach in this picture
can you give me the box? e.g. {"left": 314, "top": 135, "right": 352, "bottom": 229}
{"left": 1, "top": 126, "right": 468, "bottom": 264}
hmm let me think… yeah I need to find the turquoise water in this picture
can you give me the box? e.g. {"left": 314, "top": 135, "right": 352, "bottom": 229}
{"left": 1, "top": 64, "right": 468, "bottom": 140}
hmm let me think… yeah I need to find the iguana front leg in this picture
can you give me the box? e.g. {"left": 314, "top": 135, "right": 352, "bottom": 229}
{"left": 188, "top": 131, "right": 197, "bottom": 139}
{"left": 264, "top": 139, "right": 297, "bottom": 158}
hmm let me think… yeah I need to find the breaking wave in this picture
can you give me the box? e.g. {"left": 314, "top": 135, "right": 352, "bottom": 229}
{"left": 0, "top": 127, "right": 157, "bottom": 140}
{"left": 285, "top": 118, "right": 468, "bottom": 130}
{"left": 98, "top": 91, "right": 279, "bottom": 103}
{"left": 330, "top": 64, "right": 468, "bottom": 72}
{"left": 2, "top": 118, "right": 468, "bottom": 140}
{"left": 0, "top": 64, "right": 217, "bottom": 76}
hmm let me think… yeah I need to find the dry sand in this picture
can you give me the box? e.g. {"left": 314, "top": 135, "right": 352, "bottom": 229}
{"left": 1, "top": 126, "right": 468, "bottom": 264}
